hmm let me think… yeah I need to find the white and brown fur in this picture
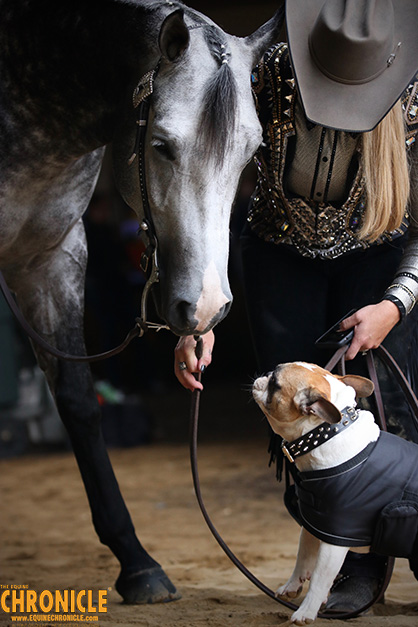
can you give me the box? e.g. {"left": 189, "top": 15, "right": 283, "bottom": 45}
{"left": 252, "top": 362, "right": 377, "bottom": 625}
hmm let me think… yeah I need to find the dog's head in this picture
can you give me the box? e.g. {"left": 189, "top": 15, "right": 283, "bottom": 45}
{"left": 252, "top": 362, "right": 374, "bottom": 440}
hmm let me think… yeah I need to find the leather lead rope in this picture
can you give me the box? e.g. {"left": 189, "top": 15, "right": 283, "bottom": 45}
{"left": 190, "top": 344, "right": 418, "bottom": 620}
{"left": 0, "top": 269, "right": 146, "bottom": 362}
{"left": 365, "top": 351, "right": 388, "bottom": 431}
{"left": 189, "top": 337, "right": 297, "bottom": 611}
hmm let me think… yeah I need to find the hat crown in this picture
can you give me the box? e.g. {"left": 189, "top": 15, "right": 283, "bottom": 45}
{"left": 309, "top": 0, "right": 395, "bottom": 84}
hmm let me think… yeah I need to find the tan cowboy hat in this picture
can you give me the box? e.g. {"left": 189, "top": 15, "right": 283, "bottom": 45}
{"left": 286, "top": 0, "right": 418, "bottom": 132}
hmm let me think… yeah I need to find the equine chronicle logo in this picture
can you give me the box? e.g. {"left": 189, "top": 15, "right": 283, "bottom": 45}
{"left": 0, "top": 584, "right": 108, "bottom": 623}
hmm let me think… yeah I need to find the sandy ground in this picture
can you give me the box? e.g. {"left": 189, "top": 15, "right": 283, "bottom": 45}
{"left": 1, "top": 429, "right": 418, "bottom": 627}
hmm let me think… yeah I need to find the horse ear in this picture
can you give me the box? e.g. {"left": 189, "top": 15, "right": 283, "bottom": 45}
{"left": 339, "top": 375, "right": 374, "bottom": 398}
{"left": 159, "top": 9, "right": 190, "bottom": 62}
{"left": 245, "top": 6, "right": 285, "bottom": 67}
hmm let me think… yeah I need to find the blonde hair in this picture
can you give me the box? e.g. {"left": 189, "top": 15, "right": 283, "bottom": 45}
{"left": 360, "top": 100, "right": 410, "bottom": 242}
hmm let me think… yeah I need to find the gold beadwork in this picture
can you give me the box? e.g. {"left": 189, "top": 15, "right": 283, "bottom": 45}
{"left": 248, "top": 43, "right": 410, "bottom": 260}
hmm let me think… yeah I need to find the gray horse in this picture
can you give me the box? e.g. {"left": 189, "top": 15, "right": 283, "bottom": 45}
{"left": 0, "top": 0, "right": 282, "bottom": 603}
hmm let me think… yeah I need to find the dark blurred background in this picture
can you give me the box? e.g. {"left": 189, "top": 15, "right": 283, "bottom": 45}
{"left": 0, "top": 1, "right": 284, "bottom": 457}
{"left": 185, "top": 0, "right": 280, "bottom": 35}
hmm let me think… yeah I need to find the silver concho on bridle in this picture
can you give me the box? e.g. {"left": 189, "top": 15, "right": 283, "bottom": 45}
{"left": 132, "top": 68, "right": 157, "bottom": 109}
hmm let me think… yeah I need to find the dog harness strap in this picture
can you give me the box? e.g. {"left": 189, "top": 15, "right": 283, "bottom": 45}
{"left": 281, "top": 405, "right": 359, "bottom": 462}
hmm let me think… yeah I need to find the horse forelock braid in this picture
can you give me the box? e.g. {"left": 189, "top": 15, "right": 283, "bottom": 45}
{"left": 198, "top": 26, "right": 237, "bottom": 165}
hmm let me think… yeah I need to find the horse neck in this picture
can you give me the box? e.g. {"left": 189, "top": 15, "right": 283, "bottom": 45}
{"left": 0, "top": 0, "right": 161, "bottom": 153}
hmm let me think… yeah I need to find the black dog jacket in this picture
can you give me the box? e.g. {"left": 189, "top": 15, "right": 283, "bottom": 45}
{"left": 295, "top": 431, "right": 418, "bottom": 559}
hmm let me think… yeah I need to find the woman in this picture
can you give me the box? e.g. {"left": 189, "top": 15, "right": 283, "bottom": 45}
{"left": 174, "top": 0, "right": 418, "bottom": 611}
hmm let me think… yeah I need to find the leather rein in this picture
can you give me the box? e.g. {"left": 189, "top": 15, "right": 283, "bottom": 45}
{"left": 189, "top": 341, "right": 418, "bottom": 620}
{"left": 0, "top": 63, "right": 168, "bottom": 363}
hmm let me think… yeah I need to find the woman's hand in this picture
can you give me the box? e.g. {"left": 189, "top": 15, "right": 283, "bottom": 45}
{"left": 340, "top": 301, "right": 401, "bottom": 360}
{"left": 174, "top": 330, "right": 215, "bottom": 391}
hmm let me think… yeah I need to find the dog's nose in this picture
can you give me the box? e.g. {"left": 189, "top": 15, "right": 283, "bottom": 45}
{"left": 253, "top": 376, "right": 269, "bottom": 392}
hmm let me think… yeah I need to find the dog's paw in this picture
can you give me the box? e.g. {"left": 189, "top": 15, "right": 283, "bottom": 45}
{"left": 276, "top": 580, "right": 303, "bottom": 600}
{"left": 291, "top": 607, "right": 316, "bottom": 625}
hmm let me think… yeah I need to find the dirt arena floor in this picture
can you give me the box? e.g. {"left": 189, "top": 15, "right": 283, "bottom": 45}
{"left": 1, "top": 384, "right": 418, "bottom": 627}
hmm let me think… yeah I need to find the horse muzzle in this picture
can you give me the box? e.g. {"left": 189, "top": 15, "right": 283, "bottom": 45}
{"left": 152, "top": 282, "right": 232, "bottom": 336}
{"left": 169, "top": 297, "right": 232, "bottom": 336}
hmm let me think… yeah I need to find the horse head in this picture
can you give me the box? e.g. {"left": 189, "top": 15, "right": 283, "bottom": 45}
{"left": 113, "top": 3, "right": 284, "bottom": 336}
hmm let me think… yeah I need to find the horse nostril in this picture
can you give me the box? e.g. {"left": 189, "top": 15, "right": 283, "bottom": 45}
{"left": 222, "top": 300, "right": 232, "bottom": 318}
{"left": 179, "top": 300, "right": 195, "bottom": 322}
{"left": 170, "top": 299, "right": 197, "bottom": 333}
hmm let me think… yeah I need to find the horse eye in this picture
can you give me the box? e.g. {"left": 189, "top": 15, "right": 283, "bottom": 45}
{"left": 152, "top": 140, "right": 175, "bottom": 161}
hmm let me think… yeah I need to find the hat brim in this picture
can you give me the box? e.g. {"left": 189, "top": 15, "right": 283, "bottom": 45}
{"left": 286, "top": 0, "right": 418, "bottom": 132}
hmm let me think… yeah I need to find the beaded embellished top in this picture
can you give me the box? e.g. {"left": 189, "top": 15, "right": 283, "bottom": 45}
{"left": 248, "top": 43, "right": 418, "bottom": 261}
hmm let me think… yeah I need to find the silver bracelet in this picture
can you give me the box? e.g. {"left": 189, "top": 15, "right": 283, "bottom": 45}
{"left": 386, "top": 283, "right": 417, "bottom": 313}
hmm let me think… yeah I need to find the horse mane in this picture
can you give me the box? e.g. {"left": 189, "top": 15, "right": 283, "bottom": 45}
{"left": 197, "top": 25, "right": 238, "bottom": 165}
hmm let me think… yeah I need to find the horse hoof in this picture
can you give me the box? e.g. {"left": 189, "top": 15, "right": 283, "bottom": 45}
{"left": 115, "top": 566, "right": 181, "bottom": 604}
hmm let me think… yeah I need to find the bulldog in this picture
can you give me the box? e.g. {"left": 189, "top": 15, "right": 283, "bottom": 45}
{"left": 252, "top": 361, "right": 418, "bottom": 625}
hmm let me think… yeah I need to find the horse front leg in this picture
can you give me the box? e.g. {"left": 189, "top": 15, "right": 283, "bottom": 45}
{"left": 54, "top": 355, "right": 180, "bottom": 604}
{"left": 11, "top": 223, "right": 180, "bottom": 604}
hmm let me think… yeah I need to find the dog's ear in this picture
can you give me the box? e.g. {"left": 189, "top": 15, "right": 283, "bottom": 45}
{"left": 338, "top": 374, "right": 374, "bottom": 398}
{"left": 296, "top": 389, "right": 341, "bottom": 424}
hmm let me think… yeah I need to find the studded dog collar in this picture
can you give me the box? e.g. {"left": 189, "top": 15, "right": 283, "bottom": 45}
{"left": 281, "top": 406, "right": 360, "bottom": 463}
